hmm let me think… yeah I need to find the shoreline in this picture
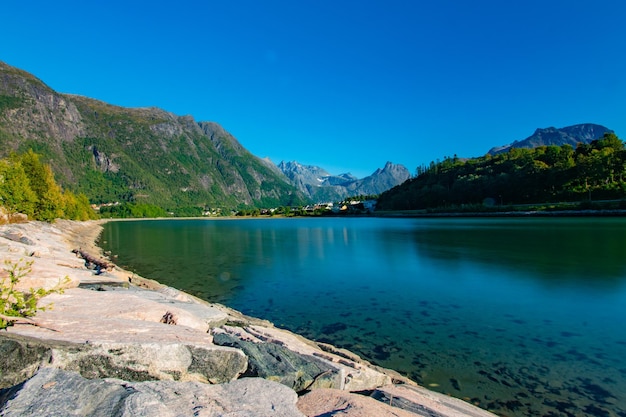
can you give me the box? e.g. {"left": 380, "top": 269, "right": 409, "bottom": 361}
{"left": 99, "top": 206, "right": 626, "bottom": 225}
{"left": 375, "top": 209, "right": 626, "bottom": 217}
{"left": 0, "top": 219, "right": 497, "bottom": 417}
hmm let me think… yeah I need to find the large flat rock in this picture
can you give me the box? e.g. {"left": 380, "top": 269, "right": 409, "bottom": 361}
{"left": 0, "top": 221, "right": 123, "bottom": 291}
{"left": 3, "top": 285, "right": 244, "bottom": 385}
{"left": 6, "top": 285, "right": 228, "bottom": 339}
{"left": 0, "top": 367, "right": 305, "bottom": 417}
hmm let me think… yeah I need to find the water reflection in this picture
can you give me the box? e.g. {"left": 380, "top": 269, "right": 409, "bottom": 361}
{"left": 406, "top": 218, "right": 626, "bottom": 287}
{"left": 101, "top": 217, "right": 626, "bottom": 417}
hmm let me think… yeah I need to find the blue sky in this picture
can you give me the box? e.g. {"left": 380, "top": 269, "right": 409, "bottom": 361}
{"left": 2, "top": 1, "right": 625, "bottom": 178}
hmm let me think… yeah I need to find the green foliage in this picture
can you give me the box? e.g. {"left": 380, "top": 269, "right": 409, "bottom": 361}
{"left": 19, "top": 150, "right": 65, "bottom": 221}
{"left": 16, "top": 141, "right": 53, "bottom": 160}
{"left": 340, "top": 194, "right": 379, "bottom": 203}
{"left": 62, "top": 192, "right": 94, "bottom": 221}
{"left": 0, "top": 259, "right": 65, "bottom": 330}
{"left": 99, "top": 202, "right": 168, "bottom": 218}
{"left": 0, "top": 150, "right": 96, "bottom": 221}
{"left": 77, "top": 169, "right": 133, "bottom": 205}
{"left": 276, "top": 206, "right": 291, "bottom": 216}
{"left": 170, "top": 206, "right": 203, "bottom": 217}
{"left": 0, "top": 158, "right": 38, "bottom": 217}
{"left": 378, "top": 133, "right": 626, "bottom": 211}
{"left": 0, "top": 95, "right": 24, "bottom": 112}
{"left": 236, "top": 208, "right": 261, "bottom": 217}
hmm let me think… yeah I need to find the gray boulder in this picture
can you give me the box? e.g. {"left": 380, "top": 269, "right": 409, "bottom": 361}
{"left": 0, "top": 334, "right": 247, "bottom": 387}
{"left": 0, "top": 335, "right": 54, "bottom": 388}
{"left": 213, "top": 332, "right": 342, "bottom": 391}
{"left": 215, "top": 324, "right": 396, "bottom": 391}
{"left": 0, "top": 367, "right": 305, "bottom": 417}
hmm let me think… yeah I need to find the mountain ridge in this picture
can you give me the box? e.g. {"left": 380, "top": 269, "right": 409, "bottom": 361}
{"left": 488, "top": 123, "right": 613, "bottom": 154}
{"left": 378, "top": 127, "right": 622, "bottom": 212}
{"left": 0, "top": 61, "right": 307, "bottom": 211}
{"left": 277, "top": 160, "right": 410, "bottom": 201}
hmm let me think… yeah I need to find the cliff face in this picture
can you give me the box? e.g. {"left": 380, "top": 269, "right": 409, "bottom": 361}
{"left": 0, "top": 63, "right": 86, "bottom": 144}
{"left": 0, "top": 61, "right": 303, "bottom": 209}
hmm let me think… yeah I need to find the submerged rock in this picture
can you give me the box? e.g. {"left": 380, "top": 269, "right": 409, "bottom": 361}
{"left": 372, "top": 384, "right": 497, "bottom": 417}
{"left": 298, "top": 388, "right": 419, "bottom": 417}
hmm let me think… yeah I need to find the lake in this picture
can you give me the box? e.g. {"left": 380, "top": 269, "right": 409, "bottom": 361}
{"left": 100, "top": 217, "right": 626, "bottom": 416}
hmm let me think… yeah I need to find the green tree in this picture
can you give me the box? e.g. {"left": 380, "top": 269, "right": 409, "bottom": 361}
{"left": 0, "top": 150, "right": 96, "bottom": 221}
{"left": 377, "top": 134, "right": 626, "bottom": 211}
{"left": 18, "top": 150, "right": 65, "bottom": 221}
{"left": 62, "top": 191, "right": 96, "bottom": 221}
{"left": 0, "top": 159, "right": 38, "bottom": 218}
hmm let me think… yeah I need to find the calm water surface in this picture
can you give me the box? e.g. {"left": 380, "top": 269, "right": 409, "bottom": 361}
{"left": 100, "top": 217, "right": 626, "bottom": 416}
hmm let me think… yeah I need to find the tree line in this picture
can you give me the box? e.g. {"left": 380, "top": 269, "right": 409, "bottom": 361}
{"left": 377, "top": 133, "right": 626, "bottom": 211}
{"left": 0, "top": 150, "right": 96, "bottom": 222}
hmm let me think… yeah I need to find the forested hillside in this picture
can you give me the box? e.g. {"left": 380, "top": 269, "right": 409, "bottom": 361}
{"left": 377, "top": 133, "right": 626, "bottom": 211}
{"left": 0, "top": 61, "right": 306, "bottom": 215}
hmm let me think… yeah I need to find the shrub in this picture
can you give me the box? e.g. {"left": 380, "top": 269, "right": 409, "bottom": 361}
{"left": 0, "top": 259, "right": 65, "bottom": 330}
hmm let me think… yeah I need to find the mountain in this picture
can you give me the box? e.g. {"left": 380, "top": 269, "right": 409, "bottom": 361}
{"left": 488, "top": 123, "right": 613, "bottom": 155}
{"left": 278, "top": 161, "right": 410, "bottom": 201}
{"left": 378, "top": 128, "right": 622, "bottom": 212}
{"left": 0, "top": 61, "right": 306, "bottom": 211}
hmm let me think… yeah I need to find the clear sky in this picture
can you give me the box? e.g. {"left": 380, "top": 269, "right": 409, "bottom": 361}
{"left": 2, "top": 1, "right": 625, "bottom": 178}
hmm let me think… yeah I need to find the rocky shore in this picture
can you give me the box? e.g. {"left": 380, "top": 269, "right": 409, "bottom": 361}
{"left": 0, "top": 220, "right": 496, "bottom": 416}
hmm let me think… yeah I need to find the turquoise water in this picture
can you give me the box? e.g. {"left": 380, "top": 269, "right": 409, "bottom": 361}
{"left": 100, "top": 217, "right": 626, "bottom": 416}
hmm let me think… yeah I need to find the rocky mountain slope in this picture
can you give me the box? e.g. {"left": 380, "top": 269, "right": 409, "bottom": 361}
{"left": 278, "top": 161, "right": 410, "bottom": 201}
{"left": 488, "top": 123, "right": 613, "bottom": 155}
{"left": 0, "top": 61, "right": 305, "bottom": 211}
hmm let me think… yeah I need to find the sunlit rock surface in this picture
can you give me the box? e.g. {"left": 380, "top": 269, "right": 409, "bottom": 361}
{"left": 0, "top": 368, "right": 305, "bottom": 417}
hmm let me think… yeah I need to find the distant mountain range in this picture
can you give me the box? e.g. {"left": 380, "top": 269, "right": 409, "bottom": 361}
{"left": 0, "top": 61, "right": 408, "bottom": 211}
{"left": 488, "top": 123, "right": 613, "bottom": 155}
{"left": 3, "top": 61, "right": 613, "bottom": 214}
{"left": 277, "top": 161, "right": 410, "bottom": 201}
